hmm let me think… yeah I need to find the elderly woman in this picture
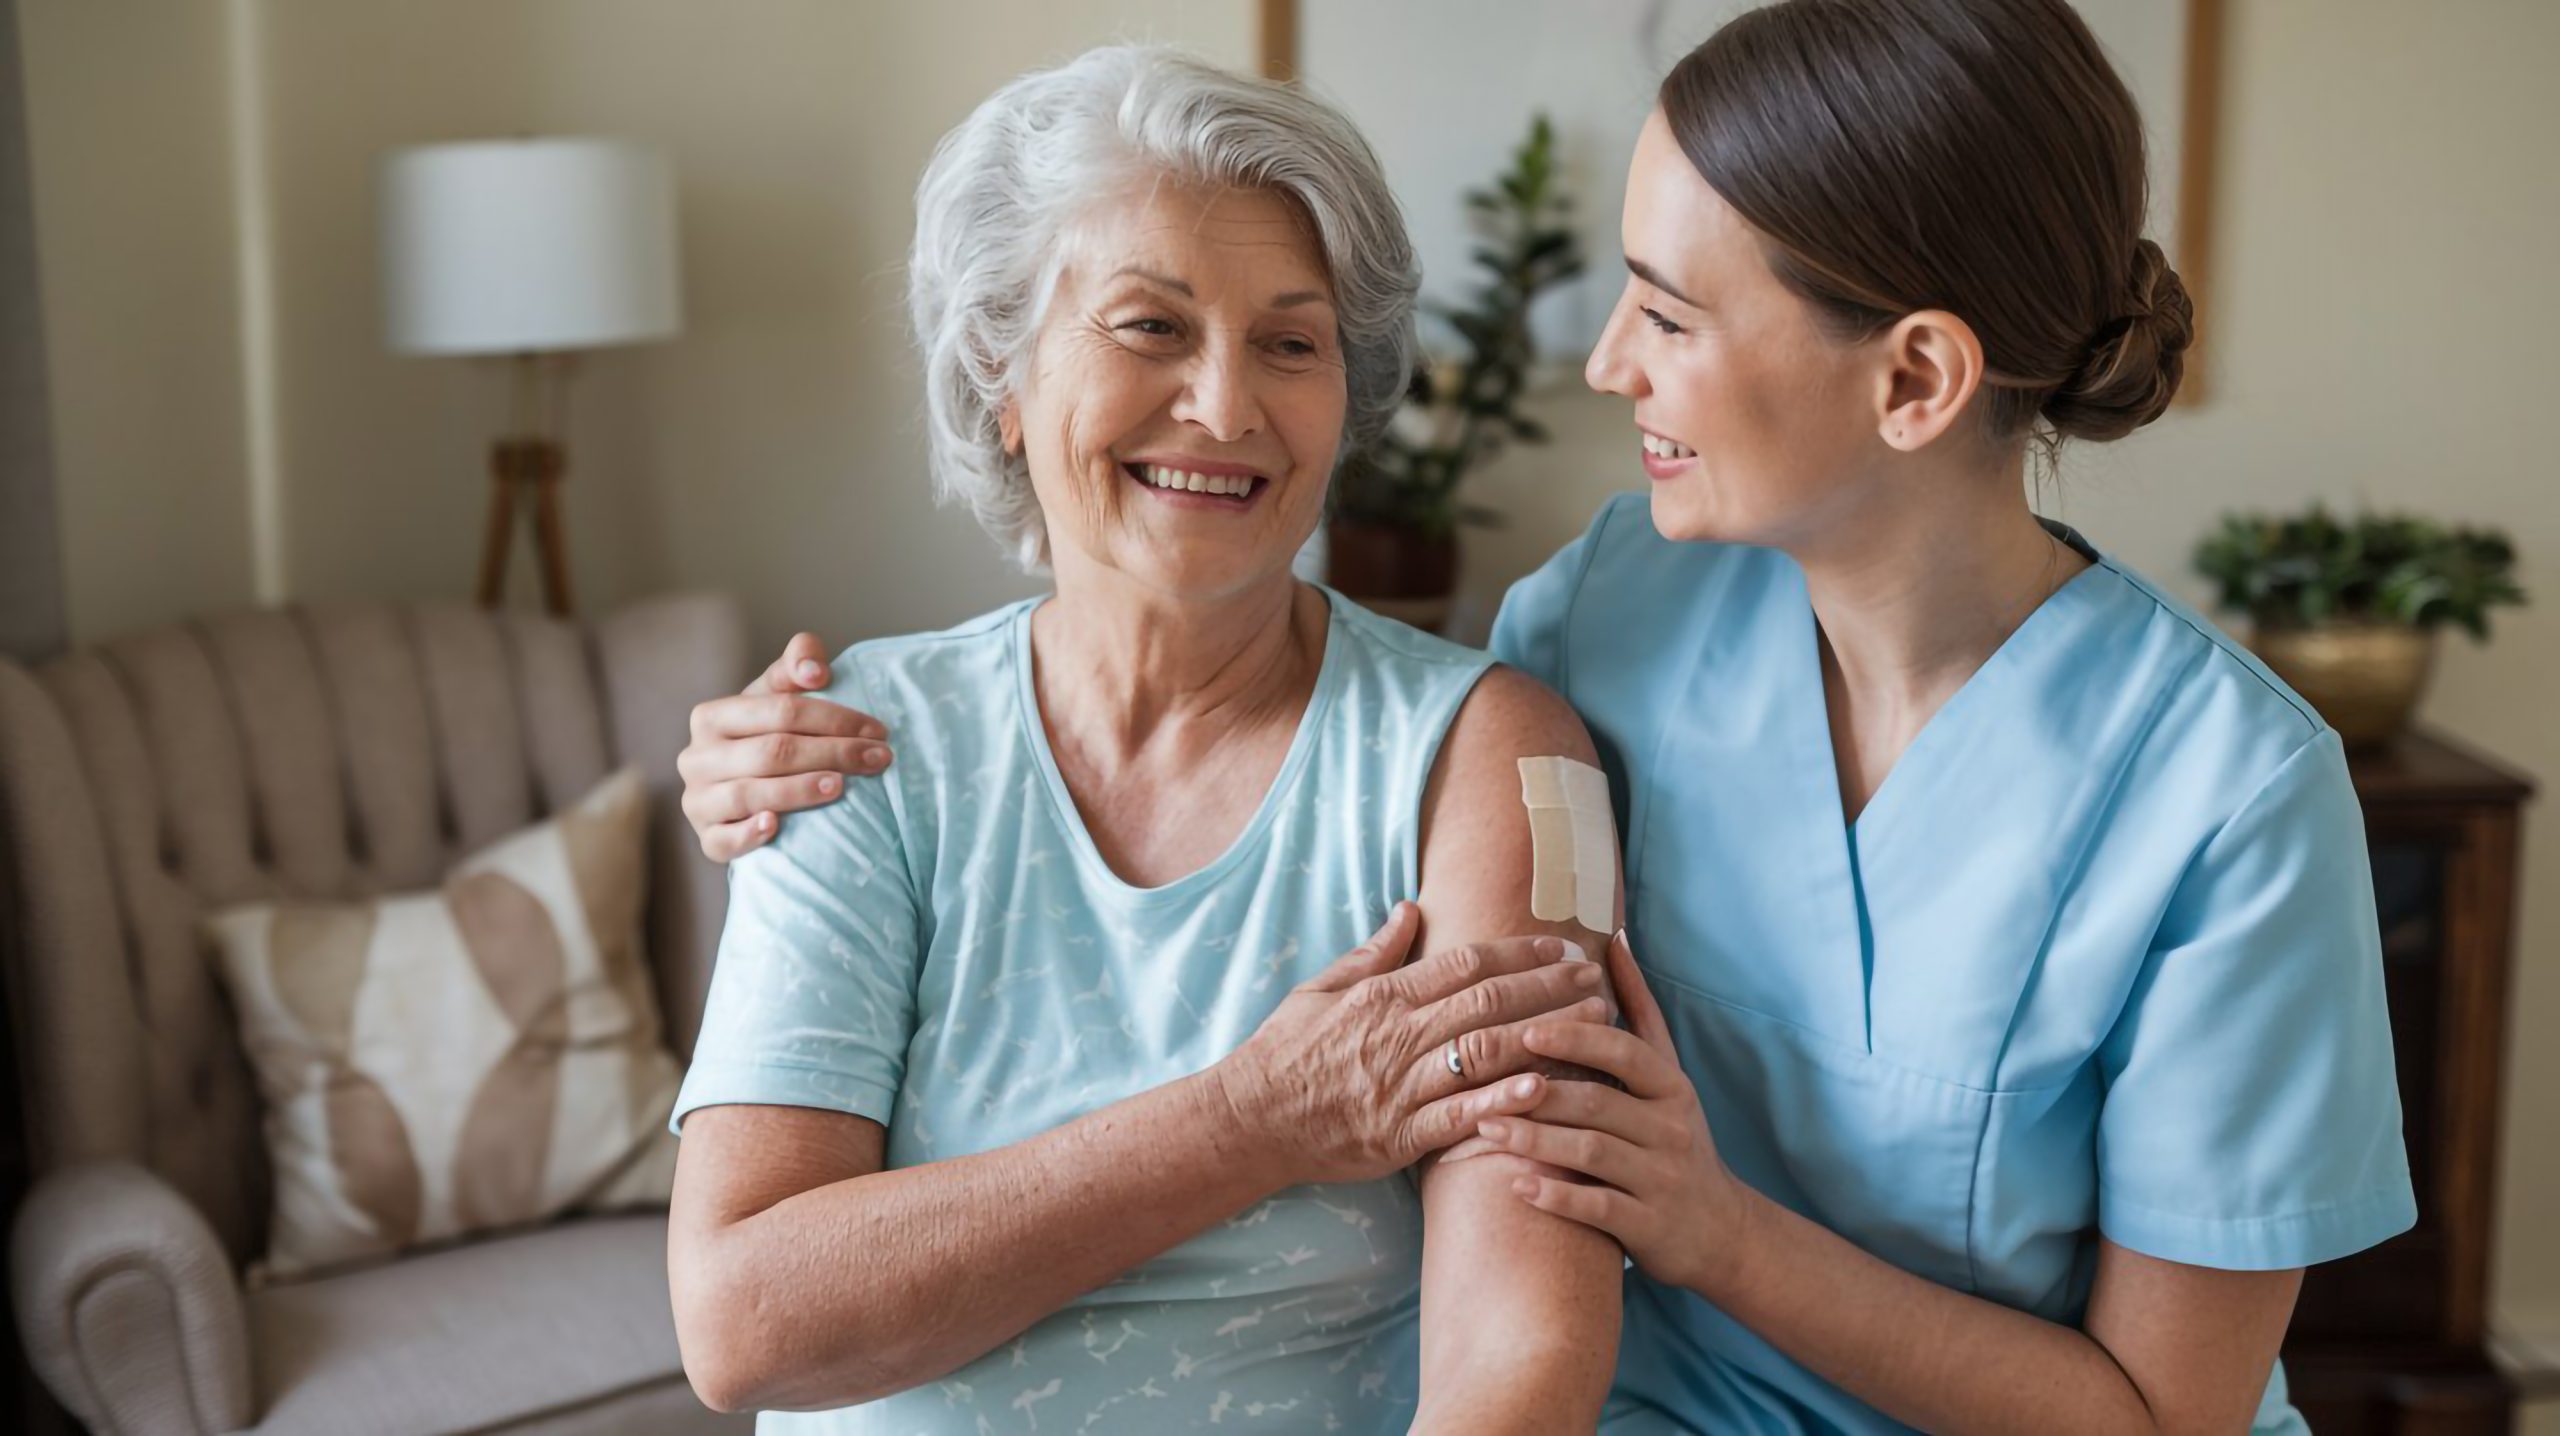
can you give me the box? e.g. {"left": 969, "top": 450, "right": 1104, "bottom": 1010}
{"left": 665, "top": 45, "right": 1624, "bottom": 1435}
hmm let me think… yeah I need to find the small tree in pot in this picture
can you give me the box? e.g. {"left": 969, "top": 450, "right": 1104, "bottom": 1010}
{"left": 1327, "top": 114, "right": 1582, "bottom": 632}
{"left": 2193, "top": 506, "right": 2526, "bottom": 748}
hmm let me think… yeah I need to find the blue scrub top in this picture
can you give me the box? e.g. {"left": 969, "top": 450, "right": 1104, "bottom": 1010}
{"left": 1490, "top": 495, "right": 2417, "bottom": 1436}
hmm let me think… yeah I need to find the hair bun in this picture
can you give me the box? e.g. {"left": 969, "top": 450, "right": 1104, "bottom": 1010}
{"left": 2042, "top": 238, "right": 2195, "bottom": 442}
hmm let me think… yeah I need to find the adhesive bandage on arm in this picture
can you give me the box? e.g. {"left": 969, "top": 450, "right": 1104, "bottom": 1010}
{"left": 1518, "top": 756, "right": 1618, "bottom": 935}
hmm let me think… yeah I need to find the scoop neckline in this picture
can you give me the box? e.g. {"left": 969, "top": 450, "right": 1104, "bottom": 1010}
{"left": 1008, "top": 586, "right": 1350, "bottom": 905}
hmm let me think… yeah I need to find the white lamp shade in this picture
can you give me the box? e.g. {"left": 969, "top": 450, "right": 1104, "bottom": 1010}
{"left": 379, "top": 137, "right": 682, "bottom": 355}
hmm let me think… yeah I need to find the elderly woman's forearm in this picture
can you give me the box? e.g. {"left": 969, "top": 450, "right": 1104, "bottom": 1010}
{"left": 678, "top": 1071, "right": 1287, "bottom": 1412}
{"left": 1414, "top": 1334, "right": 1617, "bottom": 1436}
{"left": 1413, "top": 1150, "right": 1621, "bottom": 1434}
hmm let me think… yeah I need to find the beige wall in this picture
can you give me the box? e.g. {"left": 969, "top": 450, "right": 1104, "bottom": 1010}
{"left": 19, "top": 0, "right": 258, "bottom": 642}
{"left": 18, "top": 0, "right": 2558, "bottom": 1374}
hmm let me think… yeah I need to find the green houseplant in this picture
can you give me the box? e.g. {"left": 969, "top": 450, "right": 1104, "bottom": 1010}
{"left": 2193, "top": 507, "right": 2526, "bottom": 747}
{"left": 1326, "top": 114, "right": 1583, "bottom": 631}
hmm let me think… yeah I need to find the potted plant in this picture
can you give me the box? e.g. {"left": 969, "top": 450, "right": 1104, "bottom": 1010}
{"left": 2193, "top": 506, "right": 2526, "bottom": 748}
{"left": 1326, "top": 114, "right": 1583, "bottom": 632}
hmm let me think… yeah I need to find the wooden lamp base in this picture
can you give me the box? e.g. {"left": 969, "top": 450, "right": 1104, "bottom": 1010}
{"left": 474, "top": 352, "right": 579, "bottom": 616}
{"left": 475, "top": 437, "right": 573, "bottom": 615}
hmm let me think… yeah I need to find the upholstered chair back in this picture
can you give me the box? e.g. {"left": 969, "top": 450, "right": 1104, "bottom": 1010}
{"left": 0, "top": 594, "right": 745, "bottom": 1266}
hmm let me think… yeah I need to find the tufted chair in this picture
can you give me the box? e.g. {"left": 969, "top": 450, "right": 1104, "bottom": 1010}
{"left": 0, "top": 592, "right": 756, "bottom": 1435}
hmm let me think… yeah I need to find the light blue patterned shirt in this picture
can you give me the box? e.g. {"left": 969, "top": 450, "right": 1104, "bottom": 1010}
{"left": 673, "top": 586, "right": 1495, "bottom": 1434}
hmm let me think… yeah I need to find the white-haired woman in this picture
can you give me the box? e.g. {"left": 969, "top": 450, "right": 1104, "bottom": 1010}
{"left": 664, "top": 45, "right": 1624, "bottom": 1435}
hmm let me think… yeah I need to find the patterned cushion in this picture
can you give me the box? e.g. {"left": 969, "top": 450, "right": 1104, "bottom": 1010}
{"left": 201, "top": 767, "right": 681, "bottom": 1281}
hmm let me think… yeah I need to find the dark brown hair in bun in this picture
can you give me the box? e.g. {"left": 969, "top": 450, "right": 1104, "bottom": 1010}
{"left": 1659, "top": 0, "right": 2195, "bottom": 446}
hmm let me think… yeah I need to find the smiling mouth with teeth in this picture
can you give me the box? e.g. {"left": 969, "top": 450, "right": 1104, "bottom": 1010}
{"left": 1641, "top": 433, "right": 1696, "bottom": 460}
{"left": 1124, "top": 462, "right": 1267, "bottom": 502}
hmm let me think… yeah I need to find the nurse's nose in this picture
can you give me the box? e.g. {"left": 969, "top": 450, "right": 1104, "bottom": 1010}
{"left": 1585, "top": 287, "right": 1648, "bottom": 400}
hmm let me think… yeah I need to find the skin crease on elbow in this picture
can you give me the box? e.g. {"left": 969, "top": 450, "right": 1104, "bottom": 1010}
{"left": 664, "top": 171, "right": 1626, "bottom": 1431}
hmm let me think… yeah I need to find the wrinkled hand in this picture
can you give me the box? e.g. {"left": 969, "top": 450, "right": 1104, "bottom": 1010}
{"left": 1212, "top": 904, "right": 1616, "bottom": 1187}
{"left": 1474, "top": 930, "right": 1747, "bottom": 1294}
{"left": 678, "top": 632, "right": 898, "bottom": 861}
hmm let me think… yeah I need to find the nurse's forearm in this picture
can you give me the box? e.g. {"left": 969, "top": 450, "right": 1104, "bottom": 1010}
{"left": 1699, "top": 1190, "right": 2202, "bottom": 1435}
{"left": 691, "top": 1072, "right": 1289, "bottom": 1412}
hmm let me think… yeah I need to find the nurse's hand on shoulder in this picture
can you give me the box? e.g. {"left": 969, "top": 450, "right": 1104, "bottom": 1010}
{"left": 1473, "top": 930, "right": 1746, "bottom": 1294}
{"left": 678, "top": 632, "right": 895, "bottom": 862}
{"left": 1210, "top": 902, "right": 1617, "bottom": 1187}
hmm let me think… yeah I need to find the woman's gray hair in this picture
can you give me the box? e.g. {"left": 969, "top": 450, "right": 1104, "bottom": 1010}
{"left": 908, "top": 44, "right": 1419, "bottom": 570}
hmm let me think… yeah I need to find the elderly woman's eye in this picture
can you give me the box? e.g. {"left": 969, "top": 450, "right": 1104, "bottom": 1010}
{"left": 1273, "top": 337, "right": 1318, "bottom": 357}
{"left": 1642, "top": 307, "right": 1685, "bottom": 336}
{"left": 1119, "top": 318, "right": 1179, "bottom": 338}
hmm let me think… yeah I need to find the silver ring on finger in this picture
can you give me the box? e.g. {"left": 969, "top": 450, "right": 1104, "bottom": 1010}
{"left": 1445, "top": 1039, "right": 1464, "bottom": 1079}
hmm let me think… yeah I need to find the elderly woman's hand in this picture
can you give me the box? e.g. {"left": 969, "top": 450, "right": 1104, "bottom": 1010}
{"left": 678, "top": 633, "right": 896, "bottom": 862}
{"left": 1209, "top": 902, "right": 1615, "bottom": 1186}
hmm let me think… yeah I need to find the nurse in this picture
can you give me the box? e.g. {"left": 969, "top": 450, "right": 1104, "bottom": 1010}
{"left": 677, "top": 0, "right": 2413, "bottom": 1430}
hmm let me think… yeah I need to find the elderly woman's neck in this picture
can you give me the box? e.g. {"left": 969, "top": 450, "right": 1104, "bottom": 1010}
{"left": 1031, "top": 571, "right": 1327, "bottom": 748}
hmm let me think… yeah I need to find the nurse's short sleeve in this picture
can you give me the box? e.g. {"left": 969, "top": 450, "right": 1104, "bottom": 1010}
{"left": 1489, "top": 495, "right": 1621, "bottom": 688}
{"left": 670, "top": 667, "right": 922, "bottom": 1135}
{"left": 2096, "top": 727, "right": 2417, "bottom": 1269}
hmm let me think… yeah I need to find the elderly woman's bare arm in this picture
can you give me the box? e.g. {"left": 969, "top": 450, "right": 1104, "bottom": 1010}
{"left": 1406, "top": 666, "right": 1628, "bottom": 1434}
{"left": 670, "top": 1078, "right": 1272, "bottom": 1412}
{"left": 668, "top": 912, "right": 1596, "bottom": 1413}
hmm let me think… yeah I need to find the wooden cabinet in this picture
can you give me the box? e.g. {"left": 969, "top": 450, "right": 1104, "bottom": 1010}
{"left": 2284, "top": 729, "right": 2534, "bottom": 1436}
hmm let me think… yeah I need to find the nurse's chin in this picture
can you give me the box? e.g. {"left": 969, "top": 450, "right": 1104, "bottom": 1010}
{"left": 1644, "top": 485, "right": 1735, "bottom": 545}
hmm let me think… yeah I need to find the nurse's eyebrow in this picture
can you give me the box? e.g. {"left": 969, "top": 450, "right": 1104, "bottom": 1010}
{"left": 1626, "top": 256, "right": 1703, "bottom": 309}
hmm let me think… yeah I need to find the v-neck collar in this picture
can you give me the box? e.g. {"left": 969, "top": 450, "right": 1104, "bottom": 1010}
{"left": 1789, "top": 517, "right": 2110, "bottom": 1051}
{"left": 1806, "top": 517, "right": 2108, "bottom": 844}
{"left": 1617, "top": 515, "right": 2131, "bottom": 1061}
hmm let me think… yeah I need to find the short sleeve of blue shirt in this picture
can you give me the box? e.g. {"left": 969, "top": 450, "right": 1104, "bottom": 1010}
{"left": 669, "top": 659, "right": 923, "bottom": 1134}
{"left": 1488, "top": 498, "right": 1613, "bottom": 688}
{"left": 2096, "top": 726, "right": 2417, "bottom": 1269}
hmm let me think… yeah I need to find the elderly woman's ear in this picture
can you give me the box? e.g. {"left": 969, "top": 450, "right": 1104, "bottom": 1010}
{"left": 998, "top": 400, "right": 1023, "bottom": 456}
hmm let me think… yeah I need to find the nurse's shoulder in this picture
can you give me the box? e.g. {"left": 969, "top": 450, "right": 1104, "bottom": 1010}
{"left": 2090, "top": 555, "right": 2339, "bottom": 806}
{"left": 1489, "top": 492, "right": 1786, "bottom": 694}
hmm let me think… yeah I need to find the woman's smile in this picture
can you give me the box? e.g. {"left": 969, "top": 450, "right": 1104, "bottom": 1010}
{"left": 1120, "top": 458, "right": 1272, "bottom": 509}
{"left": 1638, "top": 428, "right": 1699, "bottom": 482}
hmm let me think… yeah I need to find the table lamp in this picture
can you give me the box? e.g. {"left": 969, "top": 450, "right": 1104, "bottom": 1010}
{"left": 379, "top": 137, "right": 681, "bottom": 615}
